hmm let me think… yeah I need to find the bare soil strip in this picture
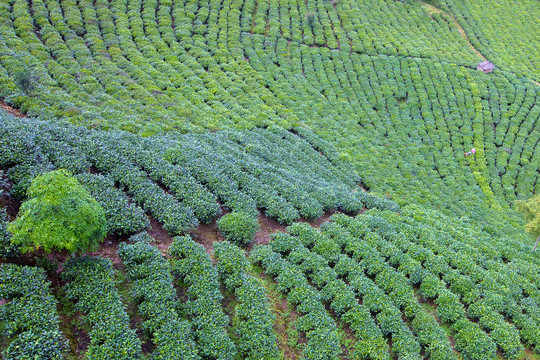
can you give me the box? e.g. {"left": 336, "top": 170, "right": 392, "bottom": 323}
{"left": 0, "top": 100, "right": 26, "bottom": 118}
{"left": 421, "top": 2, "right": 486, "bottom": 61}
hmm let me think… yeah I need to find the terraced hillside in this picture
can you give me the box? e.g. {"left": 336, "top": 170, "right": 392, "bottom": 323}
{"left": 0, "top": 0, "right": 539, "bottom": 358}
{"left": 0, "top": 0, "right": 538, "bottom": 225}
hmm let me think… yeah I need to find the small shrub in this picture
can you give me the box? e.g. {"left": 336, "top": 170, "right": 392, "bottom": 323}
{"left": 14, "top": 69, "right": 35, "bottom": 95}
{"left": 306, "top": 13, "right": 316, "bottom": 28}
{"left": 217, "top": 212, "right": 260, "bottom": 245}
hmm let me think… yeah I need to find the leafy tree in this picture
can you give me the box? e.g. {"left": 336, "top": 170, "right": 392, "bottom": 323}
{"left": 8, "top": 169, "right": 107, "bottom": 254}
{"left": 516, "top": 195, "right": 540, "bottom": 251}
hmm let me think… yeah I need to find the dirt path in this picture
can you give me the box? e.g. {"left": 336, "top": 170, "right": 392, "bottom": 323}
{"left": 422, "top": 2, "right": 486, "bottom": 61}
{"left": 0, "top": 100, "right": 26, "bottom": 118}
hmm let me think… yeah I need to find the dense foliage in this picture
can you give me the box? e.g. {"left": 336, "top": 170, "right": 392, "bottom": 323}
{"left": 0, "top": 264, "right": 66, "bottom": 359}
{"left": 169, "top": 235, "right": 236, "bottom": 360}
{"left": 0, "top": 0, "right": 536, "bottom": 237}
{"left": 435, "top": 0, "right": 539, "bottom": 81}
{"left": 251, "top": 206, "right": 540, "bottom": 359}
{"left": 217, "top": 212, "right": 260, "bottom": 245}
{"left": 62, "top": 257, "right": 143, "bottom": 359}
{"left": 0, "top": 113, "right": 394, "bottom": 233}
{"left": 251, "top": 243, "right": 343, "bottom": 360}
{"left": 118, "top": 237, "right": 200, "bottom": 360}
{"left": 8, "top": 169, "right": 107, "bottom": 254}
{"left": 214, "top": 241, "right": 279, "bottom": 359}
{"left": 0, "top": 0, "right": 538, "bottom": 357}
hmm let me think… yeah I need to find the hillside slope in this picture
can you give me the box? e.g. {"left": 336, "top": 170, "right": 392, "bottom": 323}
{"left": 0, "top": 0, "right": 539, "bottom": 358}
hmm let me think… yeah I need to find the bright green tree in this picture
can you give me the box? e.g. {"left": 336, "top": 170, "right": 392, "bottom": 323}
{"left": 8, "top": 169, "right": 107, "bottom": 254}
{"left": 516, "top": 195, "right": 540, "bottom": 251}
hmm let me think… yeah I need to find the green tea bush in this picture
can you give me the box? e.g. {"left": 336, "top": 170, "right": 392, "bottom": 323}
{"left": 453, "top": 319, "right": 497, "bottom": 360}
{"left": 118, "top": 241, "right": 200, "bottom": 359}
{"left": 62, "top": 257, "right": 142, "bottom": 359}
{"left": 169, "top": 236, "right": 236, "bottom": 360}
{"left": 0, "top": 264, "right": 66, "bottom": 359}
{"left": 250, "top": 244, "right": 342, "bottom": 360}
{"left": 217, "top": 212, "right": 260, "bottom": 245}
{"left": 214, "top": 241, "right": 279, "bottom": 359}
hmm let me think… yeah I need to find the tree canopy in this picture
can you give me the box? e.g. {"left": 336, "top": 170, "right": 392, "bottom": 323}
{"left": 8, "top": 169, "right": 107, "bottom": 254}
{"left": 516, "top": 195, "right": 540, "bottom": 251}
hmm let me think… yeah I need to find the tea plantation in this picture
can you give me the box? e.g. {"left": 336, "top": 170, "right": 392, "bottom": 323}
{"left": 0, "top": 0, "right": 539, "bottom": 358}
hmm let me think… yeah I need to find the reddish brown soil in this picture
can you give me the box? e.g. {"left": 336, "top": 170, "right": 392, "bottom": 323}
{"left": 256, "top": 268, "right": 303, "bottom": 359}
{"left": 191, "top": 217, "right": 225, "bottom": 257}
{"left": 300, "top": 209, "right": 337, "bottom": 228}
{"left": 88, "top": 165, "right": 100, "bottom": 175}
{"left": 73, "top": 319, "right": 91, "bottom": 355}
{"left": 175, "top": 281, "right": 189, "bottom": 303}
{"left": 146, "top": 215, "right": 174, "bottom": 256}
{"left": 221, "top": 285, "right": 236, "bottom": 327}
{"left": 524, "top": 348, "right": 540, "bottom": 359}
{"left": 252, "top": 214, "right": 288, "bottom": 247}
{"left": 64, "top": 312, "right": 90, "bottom": 356}
{"left": 0, "top": 100, "right": 26, "bottom": 118}
{"left": 130, "top": 306, "right": 154, "bottom": 354}
{"left": 87, "top": 234, "right": 125, "bottom": 268}
{"left": 334, "top": 314, "right": 356, "bottom": 360}
{"left": 387, "top": 338, "right": 399, "bottom": 360}
{"left": 0, "top": 172, "right": 21, "bottom": 220}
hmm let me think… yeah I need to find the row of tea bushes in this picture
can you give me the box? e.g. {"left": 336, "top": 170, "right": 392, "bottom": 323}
{"left": 118, "top": 237, "right": 201, "bottom": 359}
{"left": 168, "top": 236, "right": 237, "bottom": 359}
{"left": 214, "top": 241, "right": 279, "bottom": 359}
{"left": 0, "top": 264, "right": 66, "bottom": 359}
{"left": 62, "top": 257, "right": 142, "bottom": 359}
{"left": 0, "top": 113, "right": 396, "bottom": 235}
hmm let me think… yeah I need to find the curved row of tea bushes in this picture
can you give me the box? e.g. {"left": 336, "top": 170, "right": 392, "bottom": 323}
{"left": 288, "top": 221, "right": 456, "bottom": 360}
{"left": 330, "top": 211, "right": 533, "bottom": 359}
{"left": 241, "top": 33, "right": 538, "bottom": 234}
{"left": 62, "top": 257, "right": 142, "bottom": 359}
{"left": 0, "top": 0, "right": 537, "bottom": 242}
{"left": 214, "top": 241, "right": 279, "bottom": 359}
{"left": 75, "top": 173, "right": 149, "bottom": 235}
{"left": 250, "top": 245, "right": 342, "bottom": 360}
{"left": 266, "top": 231, "right": 410, "bottom": 360}
{"left": 0, "top": 264, "right": 66, "bottom": 359}
{"left": 436, "top": 0, "right": 539, "bottom": 81}
{"left": 100, "top": 133, "right": 220, "bottom": 224}
{"left": 168, "top": 236, "right": 237, "bottom": 360}
{"left": 0, "top": 113, "right": 396, "bottom": 231}
{"left": 117, "top": 239, "right": 201, "bottom": 360}
{"left": 252, "top": 210, "right": 538, "bottom": 360}
{"left": 0, "top": 0, "right": 298, "bottom": 132}
{"left": 324, "top": 219, "right": 500, "bottom": 360}
{"left": 369, "top": 207, "right": 540, "bottom": 354}
{"left": 245, "top": 0, "right": 480, "bottom": 64}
